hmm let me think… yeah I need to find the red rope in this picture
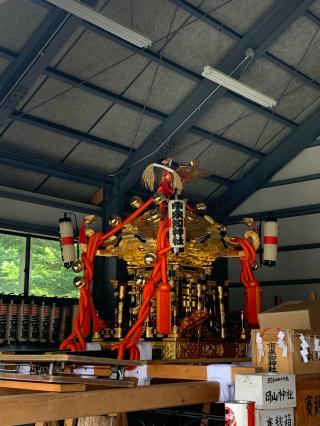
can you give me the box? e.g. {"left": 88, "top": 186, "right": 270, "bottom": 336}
{"left": 60, "top": 197, "right": 154, "bottom": 352}
{"left": 234, "top": 237, "right": 261, "bottom": 326}
{"left": 112, "top": 219, "right": 170, "bottom": 360}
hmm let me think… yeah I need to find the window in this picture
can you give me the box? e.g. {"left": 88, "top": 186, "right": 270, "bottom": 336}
{"left": 0, "top": 233, "right": 26, "bottom": 295}
{"left": 0, "top": 231, "right": 78, "bottom": 298}
{"left": 29, "top": 238, "right": 78, "bottom": 298}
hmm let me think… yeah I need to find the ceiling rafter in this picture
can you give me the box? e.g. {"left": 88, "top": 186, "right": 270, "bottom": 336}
{"left": 0, "top": 42, "right": 296, "bottom": 130}
{"left": 0, "top": 47, "right": 276, "bottom": 159}
{"left": 263, "top": 173, "right": 320, "bottom": 188}
{"left": 215, "top": 105, "right": 320, "bottom": 217}
{"left": 101, "top": 0, "right": 314, "bottom": 216}
{"left": 169, "top": 0, "right": 320, "bottom": 93}
{"left": 225, "top": 92, "right": 297, "bottom": 129}
{"left": 0, "top": 185, "right": 102, "bottom": 217}
{"left": 0, "top": 2, "right": 97, "bottom": 125}
{"left": 43, "top": 67, "right": 265, "bottom": 158}
{"left": 0, "top": 147, "right": 112, "bottom": 186}
{"left": 79, "top": 23, "right": 298, "bottom": 128}
{"left": 11, "top": 111, "right": 131, "bottom": 156}
{"left": 225, "top": 202, "right": 320, "bottom": 225}
{"left": 305, "top": 10, "right": 320, "bottom": 26}
{"left": 11, "top": 112, "right": 233, "bottom": 188}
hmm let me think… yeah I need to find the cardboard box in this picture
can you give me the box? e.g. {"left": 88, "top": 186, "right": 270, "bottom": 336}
{"left": 252, "top": 329, "right": 320, "bottom": 375}
{"left": 235, "top": 373, "right": 296, "bottom": 409}
{"left": 258, "top": 300, "right": 320, "bottom": 330}
{"left": 256, "top": 408, "right": 294, "bottom": 426}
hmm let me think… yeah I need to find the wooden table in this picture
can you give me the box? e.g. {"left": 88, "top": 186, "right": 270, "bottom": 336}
{"left": 0, "top": 381, "right": 220, "bottom": 426}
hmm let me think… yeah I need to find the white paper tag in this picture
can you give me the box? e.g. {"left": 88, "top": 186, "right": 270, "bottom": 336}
{"left": 314, "top": 337, "right": 320, "bottom": 360}
{"left": 300, "top": 334, "right": 310, "bottom": 363}
{"left": 300, "top": 348, "right": 309, "bottom": 363}
{"left": 277, "top": 330, "right": 288, "bottom": 358}
{"left": 299, "top": 334, "right": 306, "bottom": 342}
{"left": 256, "top": 332, "right": 264, "bottom": 362}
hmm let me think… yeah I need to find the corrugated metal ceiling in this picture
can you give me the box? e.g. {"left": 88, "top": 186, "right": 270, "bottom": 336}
{"left": 0, "top": 0, "right": 319, "bottom": 207}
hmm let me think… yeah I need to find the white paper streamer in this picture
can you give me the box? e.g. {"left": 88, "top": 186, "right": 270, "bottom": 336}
{"left": 256, "top": 332, "right": 264, "bottom": 362}
{"left": 300, "top": 334, "right": 309, "bottom": 363}
{"left": 277, "top": 330, "right": 288, "bottom": 358}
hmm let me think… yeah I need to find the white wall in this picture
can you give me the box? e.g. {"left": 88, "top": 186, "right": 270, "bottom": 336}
{"left": 226, "top": 145, "right": 320, "bottom": 311}
{"left": 0, "top": 186, "right": 102, "bottom": 236}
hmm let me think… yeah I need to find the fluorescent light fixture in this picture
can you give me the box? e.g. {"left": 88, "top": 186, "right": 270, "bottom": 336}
{"left": 45, "top": 0, "right": 152, "bottom": 48}
{"left": 202, "top": 65, "right": 277, "bottom": 109}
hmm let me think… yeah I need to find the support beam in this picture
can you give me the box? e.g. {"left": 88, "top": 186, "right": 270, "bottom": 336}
{"left": 225, "top": 93, "right": 297, "bottom": 129}
{"left": 278, "top": 242, "right": 320, "bottom": 252}
{"left": 0, "top": 5, "right": 86, "bottom": 125}
{"left": 0, "top": 46, "right": 18, "bottom": 62}
{"left": 264, "top": 173, "right": 320, "bottom": 188}
{"left": 0, "top": 185, "right": 102, "bottom": 216}
{"left": 171, "top": 0, "right": 320, "bottom": 93}
{"left": 103, "top": 0, "right": 313, "bottom": 213}
{"left": 191, "top": 126, "right": 265, "bottom": 158}
{"left": 42, "top": 67, "right": 265, "bottom": 158}
{"left": 11, "top": 112, "right": 131, "bottom": 156}
{"left": 9, "top": 115, "right": 237, "bottom": 187}
{"left": 0, "top": 148, "right": 111, "bottom": 187}
{"left": 225, "top": 203, "right": 320, "bottom": 225}
{"left": 215, "top": 105, "right": 320, "bottom": 217}
{"left": 0, "top": 219, "right": 57, "bottom": 237}
{"left": 0, "top": 43, "right": 295, "bottom": 132}
{"left": 305, "top": 10, "right": 320, "bottom": 26}
{"left": 79, "top": 28, "right": 295, "bottom": 127}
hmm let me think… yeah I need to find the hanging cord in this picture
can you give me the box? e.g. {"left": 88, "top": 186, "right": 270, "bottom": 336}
{"left": 232, "top": 236, "right": 261, "bottom": 326}
{"left": 59, "top": 196, "right": 155, "bottom": 351}
{"left": 112, "top": 219, "right": 171, "bottom": 360}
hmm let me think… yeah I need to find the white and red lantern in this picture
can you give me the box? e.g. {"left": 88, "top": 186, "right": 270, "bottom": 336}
{"left": 59, "top": 216, "right": 75, "bottom": 268}
{"left": 263, "top": 217, "right": 278, "bottom": 267}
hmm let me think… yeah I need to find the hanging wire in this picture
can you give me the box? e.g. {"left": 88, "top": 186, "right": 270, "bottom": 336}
{"left": 0, "top": 0, "right": 230, "bottom": 130}
{"left": 152, "top": 0, "right": 235, "bottom": 48}
{"left": 0, "top": 0, "right": 114, "bottom": 130}
{"left": 203, "top": 24, "right": 320, "bottom": 202}
{"left": 106, "top": 52, "right": 252, "bottom": 177}
{"left": 0, "top": 0, "right": 241, "bottom": 184}
{"left": 57, "top": 0, "right": 181, "bottom": 181}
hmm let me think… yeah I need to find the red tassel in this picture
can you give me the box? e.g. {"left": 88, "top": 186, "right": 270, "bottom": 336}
{"left": 79, "top": 226, "right": 86, "bottom": 244}
{"left": 156, "top": 282, "right": 171, "bottom": 334}
{"left": 245, "top": 284, "right": 262, "bottom": 327}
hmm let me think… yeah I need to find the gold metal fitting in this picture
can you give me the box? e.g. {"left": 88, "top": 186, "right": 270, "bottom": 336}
{"left": 204, "top": 214, "right": 216, "bottom": 225}
{"left": 150, "top": 209, "right": 161, "bottom": 223}
{"left": 72, "top": 260, "right": 84, "bottom": 273}
{"left": 144, "top": 252, "right": 157, "bottom": 265}
{"left": 136, "top": 275, "right": 146, "bottom": 286}
{"left": 83, "top": 215, "right": 96, "bottom": 225}
{"left": 109, "top": 215, "right": 122, "bottom": 227}
{"left": 153, "top": 192, "right": 165, "bottom": 205}
{"left": 130, "top": 196, "right": 143, "bottom": 209}
{"left": 218, "top": 224, "right": 227, "bottom": 233}
{"left": 186, "top": 211, "right": 197, "bottom": 222}
{"left": 73, "top": 276, "right": 85, "bottom": 289}
{"left": 251, "top": 262, "right": 258, "bottom": 271}
{"left": 195, "top": 202, "right": 207, "bottom": 213}
{"left": 241, "top": 217, "right": 255, "bottom": 227}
